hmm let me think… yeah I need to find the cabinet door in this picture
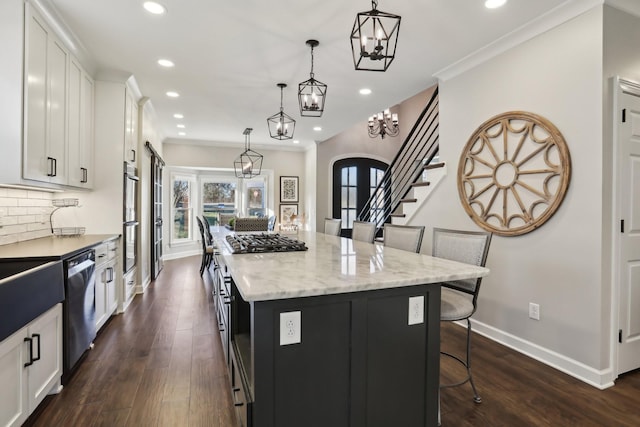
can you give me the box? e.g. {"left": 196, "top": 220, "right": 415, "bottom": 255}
{"left": 47, "top": 37, "right": 68, "bottom": 185}
{"left": 105, "top": 262, "right": 118, "bottom": 315}
{"left": 67, "top": 59, "right": 82, "bottom": 186}
{"left": 23, "top": 7, "right": 68, "bottom": 185}
{"left": 0, "top": 329, "right": 28, "bottom": 427}
{"left": 95, "top": 265, "right": 107, "bottom": 330}
{"left": 26, "top": 304, "right": 62, "bottom": 412}
{"left": 80, "top": 72, "right": 95, "bottom": 187}
{"left": 123, "top": 90, "right": 138, "bottom": 166}
{"left": 23, "top": 10, "right": 48, "bottom": 182}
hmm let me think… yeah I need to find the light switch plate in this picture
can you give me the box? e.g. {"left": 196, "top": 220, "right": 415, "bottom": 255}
{"left": 408, "top": 296, "right": 424, "bottom": 325}
{"left": 280, "top": 311, "right": 301, "bottom": 345}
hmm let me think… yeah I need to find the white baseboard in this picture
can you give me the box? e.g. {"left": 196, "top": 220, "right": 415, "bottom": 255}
{"left": 163, "top": 250, "right": 200, "bottom": 261}
{"left": 468, "top": 319, "right": 615, "bottom": 389}
{"left": 136, "top": 276, "right": 150, "bottom": 294}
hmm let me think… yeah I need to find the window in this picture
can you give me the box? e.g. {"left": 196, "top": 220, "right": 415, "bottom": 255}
{"left": 332, "top": 158, "right": 389, "bottom": 237}
{"left": 201, "top": 173, "right": 270, "bottom": 223}
{"left": 172, "top": 174, "right": 194, "bottom": 242}
{"left": 244, "top": 178, "right": 266, "bottom": 217}
{"left": 202, "top": 179, "right": 237, "bottom": 225}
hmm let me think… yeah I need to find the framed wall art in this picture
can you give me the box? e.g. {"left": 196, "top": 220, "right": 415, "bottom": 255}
{"left": 280, "top": 204, "right": 298, "bottom": 224}
{"left": 280, "top": 176, "right": 299, "bottom": 203}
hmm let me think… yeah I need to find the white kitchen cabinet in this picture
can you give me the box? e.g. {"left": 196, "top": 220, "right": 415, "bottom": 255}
{"left": 23, "top": 6, "right": 69, "bottom": 185}
{"left": 95, "top": 239, "right": 118, "bottom": 331}
{"left": 68, "top": 58, "right": 95, "bottom": 189}
{"left": 0, "top": 304, "right": 62, "bottom": 427}
{"left": 124, "top": 90, "right": 139, "bottom": 166}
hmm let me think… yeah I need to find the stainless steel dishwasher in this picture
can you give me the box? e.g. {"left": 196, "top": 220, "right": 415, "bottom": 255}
{"left": 63, "top": 249, "right": 96, "bottom": 383}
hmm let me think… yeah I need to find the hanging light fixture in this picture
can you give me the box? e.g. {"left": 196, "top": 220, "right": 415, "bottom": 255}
{"left": 298, "top": 40, "right": 327, "bottom": 117}
{"left": 350, "top": 0, "right": 401, "bottom": 72}
{"left": 267, "top": 83, "right": 296, "bottom": 140}
{"left": 368, "top": 109, "right": 399, "bottom": 139}
{"left": 234, "top": 128, "right": 263, "bottom": 178}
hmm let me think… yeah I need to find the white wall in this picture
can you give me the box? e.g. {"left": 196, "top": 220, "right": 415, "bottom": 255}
{"left": 411, "top": 7, "right": 609, "bottom": 384}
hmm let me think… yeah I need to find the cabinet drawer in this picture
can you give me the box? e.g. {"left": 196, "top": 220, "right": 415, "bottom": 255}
{"left": 105, "top": 241, "right": 117, "bottom": 262}
{"left": 231, "top": 348, "right": 252, "bottom": 427}
{"left": 96, "top": 241, "right": 118, "bottom": 266}
{"left": 94, "top": 244, "right": 108, "bottom": 265}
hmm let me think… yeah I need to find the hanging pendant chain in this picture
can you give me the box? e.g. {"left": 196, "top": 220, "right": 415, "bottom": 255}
{"left": 280, "top": 87, "right": 284, "bottom": 112}
{"left": 372, "top": 0, "right": 378, "bottom": 10}
{"left": 310, "top": 45, "right": 315, "bottom": 79}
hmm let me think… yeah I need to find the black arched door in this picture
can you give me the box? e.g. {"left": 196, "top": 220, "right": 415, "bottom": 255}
{"left": 332, "top": 157, "right": 388, "bottom": 237}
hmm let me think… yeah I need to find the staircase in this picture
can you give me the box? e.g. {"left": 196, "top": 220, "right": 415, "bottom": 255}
{"left": 357, "top": 87, "right": 441, "bottom": 231}
{"left": 389, "top": 162, "right": 446, "bottom": 225}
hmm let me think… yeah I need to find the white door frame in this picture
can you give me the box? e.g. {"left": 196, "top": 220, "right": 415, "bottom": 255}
{"left": 610, "top": 76, "right": 640, "bottom": 379}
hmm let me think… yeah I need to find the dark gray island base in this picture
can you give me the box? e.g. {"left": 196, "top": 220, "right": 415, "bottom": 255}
{"left": 211, "top": 230, "right": 489, "bottom": 427}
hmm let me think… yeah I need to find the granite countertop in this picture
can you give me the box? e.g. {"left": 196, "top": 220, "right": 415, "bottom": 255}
{"left": 0, "top": 234, "right": 120, "bottom": 261}
{"left": 212, "top": 228, "right": 490, "bottom": 302}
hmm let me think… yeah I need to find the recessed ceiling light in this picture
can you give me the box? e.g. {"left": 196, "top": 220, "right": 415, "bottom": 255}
{"left": 293, "top": 140, "right": 300, "bottom": 144}
{"left": 173, "top": 113, "right": 184, "bottom": 119}
{"left": 484, "top": 0, "right": 507, "bottom": 9}
{"left": 166, "top": 91, "right": 179, "bottom": 98}
{"left": 143, "top": 1, "right": 166, "bottom": 15}
{"left": 313, "top": 126, "right": 322, "bottom": 131}
{"left": 178, "top": 132, "right": 186, "bottom": 136}
{"left": 157, "top": 59, "right": 174, "bottom": 67}
{"left": 359, "top": 88, "right": 372, "bottom": 95}
{"left": 177, "top": 124, "right": 185, "bottom": 128}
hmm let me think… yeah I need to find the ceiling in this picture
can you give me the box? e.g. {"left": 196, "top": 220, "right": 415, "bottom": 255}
{"left": 36, "top": 0, "right": 632, "bottom": 150}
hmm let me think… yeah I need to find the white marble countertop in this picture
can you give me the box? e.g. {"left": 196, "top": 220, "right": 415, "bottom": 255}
{"left": 0, "top": 234, "right": 120, "bottom": 261}
{"left": 212, "top": 229, "right": 490, "bottom": 302}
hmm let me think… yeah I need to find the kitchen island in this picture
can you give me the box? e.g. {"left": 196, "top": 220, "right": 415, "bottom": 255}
{"left": 211, "top": 229, "right": 489, "bottom": 427}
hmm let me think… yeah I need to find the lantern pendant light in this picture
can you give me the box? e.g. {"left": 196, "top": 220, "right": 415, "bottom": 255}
{"left": 234, "top": 128, "right": 263, "bottom": 178}
{"left": 298, "top": 40, "right": 327, "bottom": 117}
{"left": 350, "top": 0, "right": 401, "bottom": 72}
{"left": 267, "top": 83, "right": 296, "bottom": 140}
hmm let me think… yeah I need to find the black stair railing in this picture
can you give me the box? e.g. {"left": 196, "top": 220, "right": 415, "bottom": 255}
{"left": 357, "top": 86, "right": 439, "bottom": 230}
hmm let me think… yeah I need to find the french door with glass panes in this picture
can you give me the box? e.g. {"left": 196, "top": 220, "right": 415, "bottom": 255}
{"left": 332, "top": 158, "right": 388, "bottom": 237}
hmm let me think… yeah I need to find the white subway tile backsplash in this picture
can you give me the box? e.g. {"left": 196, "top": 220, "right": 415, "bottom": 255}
{"left": 0, "top": 189, "right": 55, "bottom": 245}
{"left": 0, "top": 197, "right": 19, "bottom": 207}
{"left": 8, "top": 207, "right": 28, "bottom": 216}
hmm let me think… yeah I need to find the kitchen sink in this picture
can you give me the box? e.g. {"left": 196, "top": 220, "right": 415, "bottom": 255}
{"left": 0, "top": 259, "right": 64, "bottom": 341}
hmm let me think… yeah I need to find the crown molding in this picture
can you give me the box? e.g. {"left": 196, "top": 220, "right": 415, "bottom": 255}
{"left": 433, "top": 0, "right": 604, "bottom": 82}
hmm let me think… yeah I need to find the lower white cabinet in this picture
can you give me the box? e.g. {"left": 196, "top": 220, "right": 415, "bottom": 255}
{"left": 95, "top": 260, "right": 117, "bottom": 331}
{"left": 0, "top": 304, "right": 62, "bottom": 427}
{"left": 95, "top": 240, "right": 118, "bottom": 331}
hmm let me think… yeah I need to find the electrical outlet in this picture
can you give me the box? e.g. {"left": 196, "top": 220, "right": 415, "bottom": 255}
{"left": 280, "top": 311, "right": 301, "bottom": 345}
{"left": 408, "top": 296, "right": 424, "bottom": 325}
{"left": 529, "top": 302, "right": 540, "bottom": 320}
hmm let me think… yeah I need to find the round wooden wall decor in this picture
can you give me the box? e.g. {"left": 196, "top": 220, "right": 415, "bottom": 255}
{"left": 457, "top": 111, "right": 571, "bottom": 237}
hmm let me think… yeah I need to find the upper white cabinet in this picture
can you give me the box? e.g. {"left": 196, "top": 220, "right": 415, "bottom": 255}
{"left": 21, "top": 3, "right": 94, "bottom": 189}
{"left": 68, "top": 58, "right": 95, "bottom": 188}
{"left": 124, "top": 90, "right": 139, "bottom": 166}
{"left": 23, "top": 7, "right": 69, "bottom": 185}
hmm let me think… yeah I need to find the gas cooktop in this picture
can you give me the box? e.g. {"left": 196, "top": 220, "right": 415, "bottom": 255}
{"left": 225, "top": 233, "right": 308, "bottom": 254}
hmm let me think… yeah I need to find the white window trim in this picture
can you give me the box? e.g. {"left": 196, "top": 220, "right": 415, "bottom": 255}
{"left": 170, "top": 172, "right": 197, "bottom": 245}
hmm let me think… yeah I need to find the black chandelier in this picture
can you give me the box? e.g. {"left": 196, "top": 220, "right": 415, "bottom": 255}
{"left": 350, "top": 0, "right": 401, "bottom": 72}
{"left": 234, "top": 128, "right": 263, "bottom": 178}
{"left": 298, "top": 40, "right": 327, "bottom": 117}
{"left": 368, "top": 109, "right": 399, "bottom": 139}
{"left": 267, "top": 83, "right": 296, "bottom": 140}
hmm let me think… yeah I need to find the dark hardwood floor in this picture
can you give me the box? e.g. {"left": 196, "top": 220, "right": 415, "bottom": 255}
{"left": 28, "top": 256, "right": 640, "bottom": 426}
